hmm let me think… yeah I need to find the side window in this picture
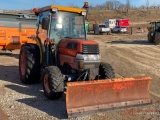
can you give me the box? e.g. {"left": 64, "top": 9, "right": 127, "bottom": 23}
{"left": 151, "top": 23, "right": 155, "bottom": 32}
{"left": 39, "top": 11, "right": 50, "bottom": 25}
{"left": 156, "top": 23, "right": 160, "bottom": 32}
{"left": 37, "top": 11, "right": 50, "bottom": 41}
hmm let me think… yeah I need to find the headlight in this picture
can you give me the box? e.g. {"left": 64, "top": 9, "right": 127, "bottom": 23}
{"left": 76, "top": 54, "right": 100, "bottom": 61}
{"left": 83, "top": 54, "right": 100, "bottom": 61}
{"left": 83, "top": 55, "right": 89, "bottom": 60}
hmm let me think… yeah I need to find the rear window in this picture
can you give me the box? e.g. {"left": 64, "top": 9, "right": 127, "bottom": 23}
{"left": 99, "top": 25, "right": 105, "bottom": 27}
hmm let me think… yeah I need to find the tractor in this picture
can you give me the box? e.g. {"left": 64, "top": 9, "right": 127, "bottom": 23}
{"left": 148, "top": 21, "right": 160, "bottom": 44}
{"left": 19, "top": 2, "right": 115, "bottom": 97}
{"left": 19, "top": 2, "right": 151, "bottom": 117}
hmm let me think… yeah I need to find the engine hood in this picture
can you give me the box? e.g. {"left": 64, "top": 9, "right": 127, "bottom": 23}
{"left": 59, "top": 38, "right": 99, "bottom": 54}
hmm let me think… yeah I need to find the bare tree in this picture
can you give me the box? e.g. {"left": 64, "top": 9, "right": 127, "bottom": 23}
{"left": 125, "top": 0, "right": 131, "bottom": 13}
{"left": 146, "top": 0, "right": 149, "bottom": 10}
{"left": 105, "top": 0, "right": 114, "bottom": 10}
{"left": 113, "top": 0, "right": 121, "bottom": 10}
{"left": 94, "top": 0, "right": 127, "bottom": 10}
{"left": 118, "top": 4, "right": 126, "bottom": 10}
{"left": 126, "top": 0, "right": 131, "bottom": 9}
{"left": 104, "top": 0, "right": 122, "bottom": 10}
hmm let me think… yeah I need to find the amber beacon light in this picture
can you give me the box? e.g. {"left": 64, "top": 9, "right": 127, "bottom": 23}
{"left": 84, "top": 2, "right": 88, "bottom": 8}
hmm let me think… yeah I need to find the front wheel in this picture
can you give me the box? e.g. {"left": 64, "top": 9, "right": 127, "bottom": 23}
{"left": 41, "top": 66, "right": 64, "bottom": 100}
{"left": 99, "top": 63, "right": 115, "bottom": 79}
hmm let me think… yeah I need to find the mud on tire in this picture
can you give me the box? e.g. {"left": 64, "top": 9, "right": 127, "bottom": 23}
{"left": 19, "top": 43, "right": 41, "bottom": 84}
{"left": 99, "top": 62, "right": 115, "bottom": 79}
{"left": 41, "top": 66, "right": 64, "bottom": 100}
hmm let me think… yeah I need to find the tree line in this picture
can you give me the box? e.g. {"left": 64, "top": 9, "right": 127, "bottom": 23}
{"left": 87, "top": 0, "right": 159, "bottom": 10}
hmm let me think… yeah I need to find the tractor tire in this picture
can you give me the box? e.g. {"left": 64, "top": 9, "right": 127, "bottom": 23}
{"left": 154, "top": 33, "right": 160, "bottom": 45}
{"left": 19, "top": 43, "right": 41, "bottom": 84}
{"left": 99, "top": 62, "right": 115, "bottom": 79}
{"left": 41, "top": 66, "right": 64, "bottom": 100}
{"left": 148, "top": 32, "right": 154, "bottom": 43}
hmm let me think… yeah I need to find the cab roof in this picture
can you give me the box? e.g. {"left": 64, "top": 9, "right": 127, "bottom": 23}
{"left": 36, "top": 5, "right": 86, "bottom": 14}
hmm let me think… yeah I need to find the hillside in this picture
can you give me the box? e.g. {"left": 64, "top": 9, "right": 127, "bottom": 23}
{"left": 88, "top": 8, "right": 160, "bottom": 22}
{"left": 3, "top": 8, "right": 160, "bottom": 28}
{"left": 88, "top": 8, "right": 160, "bottom": 28}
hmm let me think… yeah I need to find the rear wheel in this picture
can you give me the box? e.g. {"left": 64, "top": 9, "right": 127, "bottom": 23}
{"left": 19, "top": 43, "right": 41, "bottom": 84}
{"left": 154, "top": 33, "right": 160, "bottom": 45}
{"left": 99, "top": 63, "right": 115, "bottom": 79}
{"left": 41, "top": 66, "right": 64, "bottom": 100}
{"left": 148, "top": 32, "right": 154, "bottom": 43}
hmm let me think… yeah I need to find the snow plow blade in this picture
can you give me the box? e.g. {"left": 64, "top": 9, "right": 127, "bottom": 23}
{"left": 66, "top": 76, "right": 151, "bottom": 117}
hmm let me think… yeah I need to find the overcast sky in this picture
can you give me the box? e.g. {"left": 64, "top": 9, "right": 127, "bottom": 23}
{"left": 0, "top": 0, "right": 160, "bottom": 10}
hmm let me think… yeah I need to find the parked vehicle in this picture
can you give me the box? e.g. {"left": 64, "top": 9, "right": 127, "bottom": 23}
{"left": 93, "top": 24, "right": 110, "bottom": 35}
{"left": 112, "top": 26, "right": 127, "bottom": 33}
{"left": 104, "top": 19, "right": 116, "bottom": 29}
{"left": 0, "top": 13, "right": 37, "bottom": 51}
{"left": 116, "top": 19, "right": 130, "bottom": 27}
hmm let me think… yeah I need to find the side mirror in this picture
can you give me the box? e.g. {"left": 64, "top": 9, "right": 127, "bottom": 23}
{"left": 42, "top": 17, "right": 50, "bottom": 30}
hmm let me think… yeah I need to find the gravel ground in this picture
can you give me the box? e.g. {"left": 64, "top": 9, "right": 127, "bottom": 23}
{"left": 0, "top": 32, "right": 160, "bottom": 120}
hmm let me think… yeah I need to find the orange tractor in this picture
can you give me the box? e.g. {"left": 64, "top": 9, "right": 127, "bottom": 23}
{"left": 19, "top": 2, "right": 151, "bottom": 117}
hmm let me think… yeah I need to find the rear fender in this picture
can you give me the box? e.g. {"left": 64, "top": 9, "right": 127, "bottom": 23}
{"left": 35, "top": 37, "right": 45, "bottom": 64}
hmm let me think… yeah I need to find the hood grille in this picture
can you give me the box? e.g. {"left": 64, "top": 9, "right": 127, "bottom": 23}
{"left": 82, "top": 44, "right": 99, "bottom": 54}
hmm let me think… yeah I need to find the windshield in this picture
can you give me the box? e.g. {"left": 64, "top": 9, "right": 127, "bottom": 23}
{"left": 156, "top": 22, "right": 160, "bottom": 31}
{"left": 49, "top": 12, "right": 86, "bottom": 43}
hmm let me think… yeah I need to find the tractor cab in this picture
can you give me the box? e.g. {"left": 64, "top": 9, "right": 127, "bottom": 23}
{"left": 32, "top": 4, "right": 90, "bottom": 66}
{"left": 148, "top": 21, "right": 160, "bottom": 44}
{"left": 149, "top": 21, "right": 160, "bottom": 33}
{"left": 34, "top": 5, "right": 88, "bottom": 44}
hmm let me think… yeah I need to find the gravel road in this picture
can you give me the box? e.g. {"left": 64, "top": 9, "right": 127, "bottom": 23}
{"left": 0, "top": 32, "right": 159, "bottom": 120}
